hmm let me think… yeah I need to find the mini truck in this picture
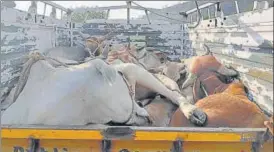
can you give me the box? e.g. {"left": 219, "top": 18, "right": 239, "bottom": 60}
{"left": 1, "top": 0, "right": 273, "bottom": 152}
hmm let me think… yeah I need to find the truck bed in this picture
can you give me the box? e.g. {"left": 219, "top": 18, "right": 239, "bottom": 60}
{"left": 1, "top": 1, "right": 273, "bottom": 152}
{"left": 2, "top": 125, "right": 273, "bottom": 152}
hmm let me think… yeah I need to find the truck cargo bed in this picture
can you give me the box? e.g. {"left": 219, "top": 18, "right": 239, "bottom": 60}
{"left": 2, "top": 125, "right": 273, "bottom": 152}
{"left": 1, "top": 1, "right": 273, "bottom": 152}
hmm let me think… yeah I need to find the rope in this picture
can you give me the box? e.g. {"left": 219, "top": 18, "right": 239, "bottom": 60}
{"left": 116, "top": 71, "right": 136, "bottom": 125}
{"left": 12, "top": 51, "right": 46, "bottom": 104}
{"left": 12, "top": 51, "right": 74, "bottom": 105}
{"left": 90, "top": 22, "right": 118, "bottom": 57}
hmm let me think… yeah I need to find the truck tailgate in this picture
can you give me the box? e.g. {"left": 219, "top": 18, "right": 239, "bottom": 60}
{"left": 1, "top": 125, "right": 273, "bottom": 152}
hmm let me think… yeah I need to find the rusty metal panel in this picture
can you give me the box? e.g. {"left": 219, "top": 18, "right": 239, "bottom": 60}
{"left": 0, "top": 7, "right": 72, "bottom": 99}
{"left": 188, "top": 7, "right": 273, "bottom": 115}
{"left": 73, "top": 22, "right": 184, "bottom": 54}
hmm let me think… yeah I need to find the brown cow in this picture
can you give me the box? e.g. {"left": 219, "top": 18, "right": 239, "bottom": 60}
{"left": 182, "top": 54, "right": 238, "bottom": 90}
{"left": 169, "top": 82, "right": 270, "bottom": 128}
{"left": 179, "top": 54, "right": 238, "bottom": 104}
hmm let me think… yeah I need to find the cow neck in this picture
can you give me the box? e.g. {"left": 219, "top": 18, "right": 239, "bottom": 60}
{"left": 193, "top": 70, "right": 230, "bottom": 102}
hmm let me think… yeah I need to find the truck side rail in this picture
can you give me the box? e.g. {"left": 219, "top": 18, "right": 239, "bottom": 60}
{"left": 1, "top": 125, "right": 273, "bottom": 152}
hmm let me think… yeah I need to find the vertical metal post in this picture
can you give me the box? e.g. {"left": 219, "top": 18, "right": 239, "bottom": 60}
{"left": 171, "top": 139, "right": 183, "bottom": 152}
{"left": 235, "top": 1, "right": 240, "bottom": 14}
{"left": 101, "top": 140, "right": 111, "bottom": 152}
{"left": 126, "top": 1, "right": 131, "bottom": 48}
{"left": 126, "top": 1, "right": 131, "bottom": 24}
{"left": 106, "top": 9, "right": 110, "bottom": 19}
{"left": 253, "top": 1, "right": 258, "bottom": 11}
{"left": 54, "top": 26, "right": 57, "bottom": 47}
{"left": 70, "top": 22, "right": 73, "bottom": 47}
{"left": 61, "top": 10, "right": 63, "bottom": 19}
{"left": 28, "top": 138, "right": 40, "bottom": 152}
{"left": 180, "top": 24, "right": 184, "bottom": 57}
{"left": 43, "top": 3, "right": 47, "bottom": 16}
{"left": 207, "top": 8, "right": 210, "bottom": 19}
{"left": 215, "top": 3, "right": 222, "bottom": 18}
{"left": 215, "top": 3, "right": 217, "bottom": 17}
{"left": 145, "top": 10, "right": 151, "bottom": 24}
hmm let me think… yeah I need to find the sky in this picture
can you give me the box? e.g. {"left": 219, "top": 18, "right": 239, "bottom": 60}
{"left": 14, "top": 1, "right": 183, "bottom": 19}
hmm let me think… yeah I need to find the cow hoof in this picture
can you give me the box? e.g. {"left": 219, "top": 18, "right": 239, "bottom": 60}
{"left": 189, "top": 108, "right": 207, "bottom": 126}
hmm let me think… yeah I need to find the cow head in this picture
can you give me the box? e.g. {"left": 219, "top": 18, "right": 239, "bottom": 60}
{"left": 137, "top": 47, "right": 167, "bottom": 69}
{"left": 107, "top": 44, "right": 167, "bottom": 69}
{"left": 78, "top": 31, "right": 110, "bottom": 57}
{"left": 182, "top": 55, "right": 238, "bottom": 90}
{"left": 162, "top": 61, "right": 186, "bottom": 83}
{"left": 85, "top": 37, "right": 105, "bottom": 56}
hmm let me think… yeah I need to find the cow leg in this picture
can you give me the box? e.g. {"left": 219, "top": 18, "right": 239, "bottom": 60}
{"left": 113, "top": 63, "right": 207, "bottom": 126}
{"left": 181, "top": 86, "right": 195, "bottom": 104}
{"left": 126, "top": 75, "right": 136, "bottom": 100}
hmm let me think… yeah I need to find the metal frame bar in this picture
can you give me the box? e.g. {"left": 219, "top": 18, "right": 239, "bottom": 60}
{"left": 253, "top": 1, "right": 258, "bottom": 10}
{"left": 41, "top": 1, "right": 69, "bottom": 13}
{"left": 2, "top": 127, "right": 271, "bottom": 143}
{"left": 145, "top": 10, "right": 151, "bottom": 24}
{"left": 235, "top": 0, "right": 240, "bottom": 14}
{"left": 106, "top": 9, "right": 110, "bottom": 19}
{"left": 127, "top": 1, "right": 131, "bottom": 24}
{"left": 186, "top": 2, "right": 216, "bottom": 15}
{"left": 207, "top": 7, "right": 210, "bottom": 19}
{"left": 43, "top": 3, "right": 46, "bottom": 16}
{"left": 1, "top": 124, "right": 268, "bottom": 132}
{"left": 81, "top": 5, "right": 159, "bottom": 12}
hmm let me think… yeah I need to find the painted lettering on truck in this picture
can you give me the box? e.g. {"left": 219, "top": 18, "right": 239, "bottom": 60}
{"left": 13, "top": 147, "right": 68, "bottom": 152}
{"left": 12, "top": 146, "right": 171, "bottom": 152}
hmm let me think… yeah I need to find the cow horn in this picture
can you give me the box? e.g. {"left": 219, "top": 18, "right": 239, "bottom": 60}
{"left": 181, "top": 72, "right": 197, "bottom": 89}
{"left": 217, "top": 65, "right": 238, "bottom": 76}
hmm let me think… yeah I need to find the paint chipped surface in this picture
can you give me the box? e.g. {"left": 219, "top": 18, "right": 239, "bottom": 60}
{"left": 1, "top": 7, "right": 186, "bottom": 102}
{"left": 1, "top": 7, "right": 72, "bottom": 96}
{"left": 73, "top": 22, "right": 183, "bottom": 54}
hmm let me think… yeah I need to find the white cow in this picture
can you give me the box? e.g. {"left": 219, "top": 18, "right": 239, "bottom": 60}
{"left": 1, "top": 52, "right": 206, "bottom": 126}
